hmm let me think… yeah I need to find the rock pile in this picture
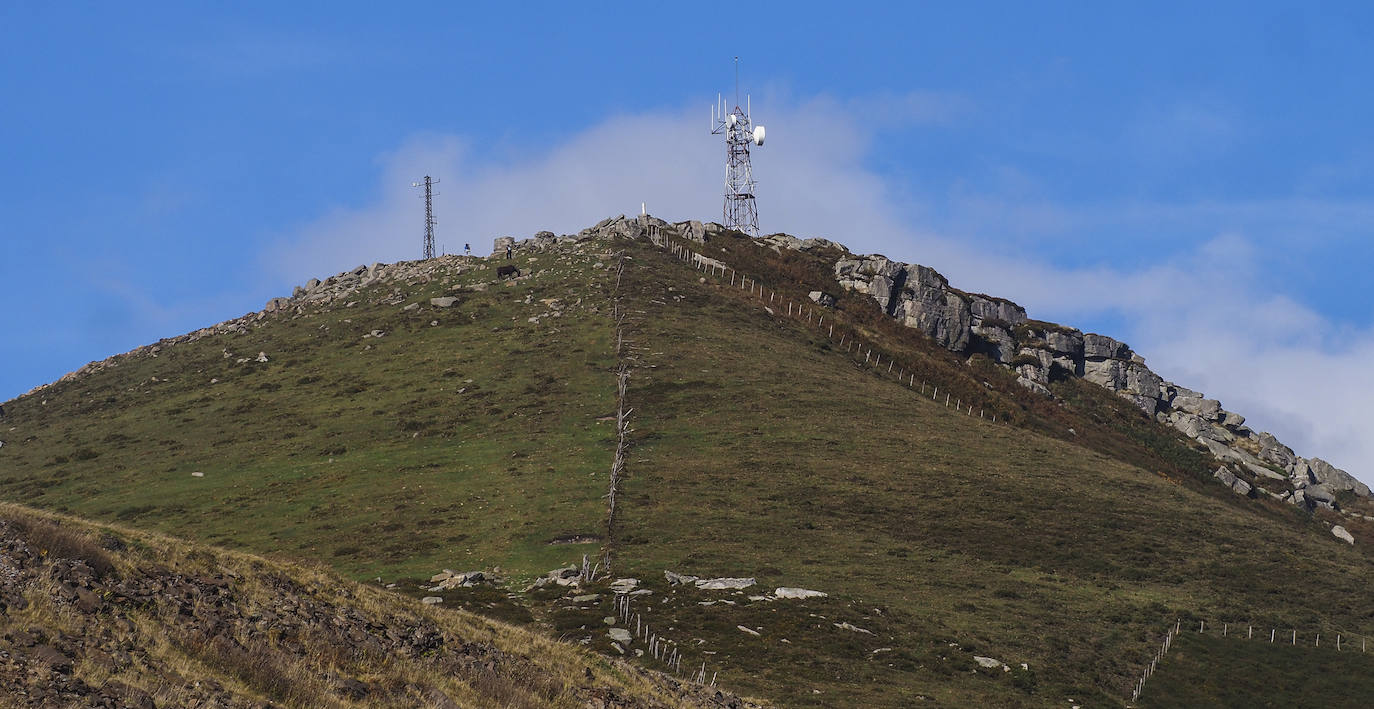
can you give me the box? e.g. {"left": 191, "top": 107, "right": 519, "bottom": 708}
{"left": 427, "top": 569, "right": 486, "bottom": 591}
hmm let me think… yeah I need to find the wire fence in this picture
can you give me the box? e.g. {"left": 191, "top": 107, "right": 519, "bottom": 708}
{"left": 645, "top": 226, "right": 1009, "bottom": 425}
{"left": 602, "top": 250, "right": 631, "bottom": 577}
{"left": 640, "top": 227, "right": 1374, "bottom": 704}
{"left": 600, "top": 244, "right": 726, "bottom": 688}
{"left": 1130, "top": 618, "right": 1374, "bottom": 704}
{"left": 612, "top": 592, "right": 717, "bottom": 686}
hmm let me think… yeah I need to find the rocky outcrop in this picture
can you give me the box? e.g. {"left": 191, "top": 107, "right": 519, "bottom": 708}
{"left": 829, "top": 247, "right": 1370, "bottom": 510}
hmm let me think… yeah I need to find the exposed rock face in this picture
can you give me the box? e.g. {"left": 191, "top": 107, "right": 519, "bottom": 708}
{"left": 829, "top": 245, "right": 1370, "bottom": 509}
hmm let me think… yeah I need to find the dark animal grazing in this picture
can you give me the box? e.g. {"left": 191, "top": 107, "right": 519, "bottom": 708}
{"left": 496, "top": 265, "right": 521, "bottom": 279}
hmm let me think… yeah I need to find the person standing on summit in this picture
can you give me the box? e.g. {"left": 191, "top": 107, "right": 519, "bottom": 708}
{"left": 505, "top": 242, "right": 512, "bottom": 260}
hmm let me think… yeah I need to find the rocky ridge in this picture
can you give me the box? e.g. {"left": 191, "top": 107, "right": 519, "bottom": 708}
{"left": 823, "top": 246, "right": 1369, "bottom": 514}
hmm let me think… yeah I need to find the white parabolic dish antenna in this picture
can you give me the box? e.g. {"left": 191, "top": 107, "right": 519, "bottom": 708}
{"left": 752, "top": 125, "right": 765, "bottom": 146}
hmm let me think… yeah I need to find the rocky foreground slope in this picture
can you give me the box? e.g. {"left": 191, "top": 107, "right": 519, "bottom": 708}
{"left": 0, "top": 503, "right": 753, "bottom": 708}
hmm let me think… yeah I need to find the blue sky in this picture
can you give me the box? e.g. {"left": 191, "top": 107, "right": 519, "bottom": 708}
{"left": 4, "top": 3, "right": 1373, "bottom": 477}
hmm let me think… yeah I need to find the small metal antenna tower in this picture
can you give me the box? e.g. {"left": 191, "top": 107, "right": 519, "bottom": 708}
{"left": 711, "top": 57, "right": 766, "bottom": 236}
{"left": 411, "top": 175, "right": 439, "bottom": 259}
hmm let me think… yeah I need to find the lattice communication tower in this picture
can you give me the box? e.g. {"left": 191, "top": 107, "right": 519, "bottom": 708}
{"left": 711, "top": 59, "right": 766, "bottom": 236}
{"left": 411, "top": 175, "right": 439, "bottom": 259}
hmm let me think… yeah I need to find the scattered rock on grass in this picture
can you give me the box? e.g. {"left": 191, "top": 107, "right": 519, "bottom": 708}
{"left": 774, "top": 587, "right": 827, "bottom": 599}
{"left": 696, "top": 577, "right": 755, "bottom": 590}
{"left": 1333, "top": 525, "right": 1355, "bottom": 544}
{"left": 833, "top": 622, "right": 873, "bottom": 635}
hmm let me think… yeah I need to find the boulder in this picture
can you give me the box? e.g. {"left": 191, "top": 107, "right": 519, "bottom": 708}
{"left": 664, "top": 570, "right": 699, "bottom": 585}
{"left": 1258, "top": 433, "right": 1297, "bottom": 468}
{"left": 1304, "top": 483, "right": 1337, "bottom": 509}
{"left": 1307, "top": 458, "right": 1372, "bottom": 497}
{"left": 1123, "top": 363, "right": 1163, "bottom": 401}
{"left": 1244, "top": 461, "right": 1287, "bottom": 481}
{"left": 420, "top": 596, "right": 443, "bottom": 605}
{"left": 808, "top": 291, "right": 837, "bottom": 308}
{"left": 760, "top": 233, "right": 804, "bottom": 251}
{"left": 429, "top": 297, "right": 459, "bottom": 308}
{"left": 1044, "top": 329, "right": 1085, "bottom": 359}
{"left": 1083, "top": 334, "right": 1130, "bottom": 360}
{"left": 967, "top": 294, "right": 1027, "bottom": 326}
{"left": 800, "top": 237, "right": 844, "bottom": 252}
{"left": 834, "top": 256, "right": 905, "bottom": 308}
{"left": 607, "top": 628, "right": 633, "bottom": 644}
{"left": 674, "top": 220, "right": 706, "bottom": 243}
{"left": 264, "top": 297, "right": 292, "bottom": 313}
{"left": 695, "top": 577, "right": 756, "bottom": 590}
{"left": 492, "top": 236, "right": 516, "bottom": 257}
{"left": 1083, "top": 359, "right": 1127, "bottom": 390}
{"left": 1333, "top": 526, "right": 1356, "bottom": 545}
{"left": 974, "top": 656, "right": 1003, "bottom": 669}
{"left": 1174, "top": 396, "right": 1222, "bottom": 420}
{"left": 774, "top": 587, "right": 827, "bottom": 599}
{"left": 1197, "top": 423, "right": 1236, "bottom": 443}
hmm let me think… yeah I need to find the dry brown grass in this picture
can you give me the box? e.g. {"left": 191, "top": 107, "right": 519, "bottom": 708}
{"left": 0, "top": 502, "right": 749, "bottom": 708}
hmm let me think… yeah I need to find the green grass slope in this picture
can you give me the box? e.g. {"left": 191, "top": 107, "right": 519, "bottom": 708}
{"left": 0, "top": 249, "right": 617, "bottom": 583}
{"left": 602, "top": 233, "right": 1374, "bottom": 706}
{"left": 1140, "top": 629, "right": 1374, "bottom": 708}
{"left": 3, "top": 227, "right": 1374, "bottom": 707}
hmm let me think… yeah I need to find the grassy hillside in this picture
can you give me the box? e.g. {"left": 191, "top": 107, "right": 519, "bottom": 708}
{"left": 599, "top": 232, "right": 1374, "bottom": 706}
{"left": 0, "top": 502, "right": 751, "bottom": 708}
{"left": 4, "top": 226, "right": 1374, "bottom": 707}
{"left": 1140, "top": 628, "right": 1374, "bottom": 708}
{"left": 0, "top": 250, "right": 617, "bottom": 583}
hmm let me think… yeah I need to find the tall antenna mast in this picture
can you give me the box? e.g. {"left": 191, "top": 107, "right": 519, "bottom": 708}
{"left": 411, "top": 176, "right": 439, "bottom": 259}
{"left": 735, "top": 56, "right": 739, "bottom": 108}
{"left": 711, "top": 59, "right": 766, "bottom": 237}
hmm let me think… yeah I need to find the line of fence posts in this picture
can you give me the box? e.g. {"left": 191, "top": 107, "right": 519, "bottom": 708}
{"left": 602, "top": 250, "right": 632, "bottom": 575}
{"left": 614, "top": 592, "right": 714, "bottom": 685}
{"left": 648, "top": 230, "right": 1009, "bottom": 427}
{"left": 1131, "top": 619, "right": 1368, "bottom": 704}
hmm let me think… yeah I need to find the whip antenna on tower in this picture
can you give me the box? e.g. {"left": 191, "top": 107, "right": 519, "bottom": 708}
{"left": 711, "top": 58, "right": 765, "bottom": 236}
{"left": 411, "top": 176, "right": 439, "bottom": 259}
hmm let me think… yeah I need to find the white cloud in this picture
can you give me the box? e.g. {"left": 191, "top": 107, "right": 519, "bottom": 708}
{"left": 269, "top": 93, "right": 1374, "bottom": 483}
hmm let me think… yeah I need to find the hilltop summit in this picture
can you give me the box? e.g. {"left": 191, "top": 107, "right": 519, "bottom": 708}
{"left": 4, "top": 215, "right": 1374, "bottom": 706}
